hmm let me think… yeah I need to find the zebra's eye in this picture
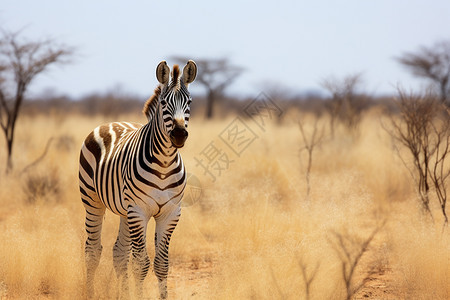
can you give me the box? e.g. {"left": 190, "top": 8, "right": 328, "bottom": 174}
{"left": 160, "top": 99, "right": 167, "bottom": 106}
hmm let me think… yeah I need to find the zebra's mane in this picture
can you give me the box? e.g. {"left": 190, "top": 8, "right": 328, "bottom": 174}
{"left": 142, "top": 65, "right": 181, "bottom": 122}
{"left": 171, "top": 64, "right": 180, "bottom": 85}
{"left": 142, "top": 86, "right": 161, "bottom": 121}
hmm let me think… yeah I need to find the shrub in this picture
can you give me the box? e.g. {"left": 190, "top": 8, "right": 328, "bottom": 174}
{"left": 22, "top": 169, "right": 61, "bottom": 204}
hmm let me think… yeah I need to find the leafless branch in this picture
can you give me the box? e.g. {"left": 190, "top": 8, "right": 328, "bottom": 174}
{"left": 385, "top": 88, "right": 450, "bottom": 226}
{"left": 20, "top": 137, "right": 55, "bottom": 175}
{"left": 386, "top": 89, "right": 437, "bottom": 215}
{"left": 428, "top": 107, "right": 450, "bottom": 226}
{"left": 298, "top": 257, "right": 320, "bottom": 300}
{"left": 0, "top": 28, "right": 73, "bottom": 173}
{"left": 328, "top": 221, "right": 385, "bottom": 300}
{"left": 299, "top": 117, "right": 326, "bottom": 199}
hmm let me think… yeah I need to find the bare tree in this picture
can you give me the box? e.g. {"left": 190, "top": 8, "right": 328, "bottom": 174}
{"left": 429, "top": 113, "right": 450, "bottom": 226}
{"left": 321, "top": 73, "right": 367, "bottom": 136}
{"left": 0, "top": 29, "right": 72, "bottom": 172}
{"left": 299, "top": 117, "right": 326, "bottom": 199}
{"left": 328, "top": 223, "right": 384, "bottom": 300}
{"left": 396, "top": 40, "right": 450, "bottom": 105}
{"left": 386, "top": 89, "right": 450, "bottom": 225}
{"left": 172, "top": 56, "right": 243, "bottom": 119}
{"left": 389, "top": 91, "right": 436, "bottom": 216}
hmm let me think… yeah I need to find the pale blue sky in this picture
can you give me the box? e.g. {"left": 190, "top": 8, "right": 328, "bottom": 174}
{"left": 2, "top": 0, "right": 449, "bottom": 98}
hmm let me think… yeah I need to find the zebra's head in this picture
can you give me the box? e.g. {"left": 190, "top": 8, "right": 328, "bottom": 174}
{"left": 156, "top": 60, "right": 197, "bottom": 148}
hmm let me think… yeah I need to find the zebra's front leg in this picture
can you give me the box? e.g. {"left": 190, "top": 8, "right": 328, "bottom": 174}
{"left": 113, "top": 216, "right": 131, "bottom": 299}
{"left": 128, "top": 206, "right": 150, "bottom": 298}
{"left": 154, "top": 204, "right": 181, "bottom": 300}
{"left": 84, "top": 206, "right": 106, "bottom": 298}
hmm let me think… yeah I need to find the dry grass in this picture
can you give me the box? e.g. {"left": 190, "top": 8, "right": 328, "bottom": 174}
{"left": 0, "top": 110, "right": 449, "bottom": 299}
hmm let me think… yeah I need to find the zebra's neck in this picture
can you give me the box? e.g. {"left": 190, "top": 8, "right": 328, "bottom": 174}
{"left": 141, "top": 105, "right": 178, "bottom": 168}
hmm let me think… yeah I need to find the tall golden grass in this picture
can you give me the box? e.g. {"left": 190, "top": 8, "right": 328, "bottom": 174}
{"left": 0, "top": 109, "right": 449, "bottom": 299}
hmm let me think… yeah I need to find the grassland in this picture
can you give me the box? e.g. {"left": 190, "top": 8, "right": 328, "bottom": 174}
{"left": 0, "top": 108, "right": 449, "bottom": 299}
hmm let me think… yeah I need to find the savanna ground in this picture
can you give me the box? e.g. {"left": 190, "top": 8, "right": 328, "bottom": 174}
{"left": 0, "top": 104, "right": 449, "bottom": 299}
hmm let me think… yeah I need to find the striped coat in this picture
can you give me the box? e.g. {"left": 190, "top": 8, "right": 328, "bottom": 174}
{"left": 79, "top": 60, "right": 197, "bottom": 299}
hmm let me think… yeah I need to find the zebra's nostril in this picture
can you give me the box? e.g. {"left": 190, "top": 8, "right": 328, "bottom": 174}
{"left": 170, "top": 127, "right": 188, "bottom": 140}
{"left": 170, "top": 127, "right": 188, "bottom": 148}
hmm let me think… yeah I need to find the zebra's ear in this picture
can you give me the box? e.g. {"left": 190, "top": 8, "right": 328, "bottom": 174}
{"left": 182, "top": 60, "right": 197, "bottom": 86}
{"left": 156, "top": 61, "right": 170, "bottom": 85}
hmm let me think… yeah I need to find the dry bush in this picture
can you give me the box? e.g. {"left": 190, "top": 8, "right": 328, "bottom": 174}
{"left": 22, "top": 168, "right": 61, "bottom": 204}
{"left": 298, "top": 115, "right": 327, "bottom": 199}
{"left": 328, "top": 223, "right": 385, "bottom": 300}
{"left": 387, "top": 89, "right": 450, "bottom": 225}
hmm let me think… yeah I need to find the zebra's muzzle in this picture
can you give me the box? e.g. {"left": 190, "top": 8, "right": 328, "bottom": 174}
{"left": 170, "top": 127, "right": 188, "bottom": 148}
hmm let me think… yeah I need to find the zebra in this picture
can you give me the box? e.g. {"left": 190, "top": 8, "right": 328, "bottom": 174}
{"left": 78, "top": 60, "right": 197, "bottom": 299}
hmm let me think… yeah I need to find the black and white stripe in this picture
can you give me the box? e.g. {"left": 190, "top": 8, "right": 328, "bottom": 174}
{"left": 79, "top": 60, "right": 197, "bottom": 299}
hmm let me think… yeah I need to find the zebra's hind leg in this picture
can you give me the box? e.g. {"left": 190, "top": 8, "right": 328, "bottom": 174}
{"left": 83, "top": 203, "right": 106, "bottom": 298}
{"left": 154, "top": 204, "right": 181, "bottom": 300}
{"left": 113, "top": 216, "right": 131, "bottom": 298}
{"left": 128, "top": 206, "right": 150, "bottom": 299}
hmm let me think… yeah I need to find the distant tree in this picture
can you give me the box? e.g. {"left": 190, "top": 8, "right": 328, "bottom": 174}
{"left": 396, "top": 40, "right": 450, "bottom": 105}
{"left": 0, "top": 29, "right": 72, "bottom": 173}
{"left": 172, "top": 56, "right": 244, "bottom": 119}
{"left": 320, "top": 73, "right": 367, "bottom": 136}
{"left": 298, "top": 116, "right": 326, "bottom": 199}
